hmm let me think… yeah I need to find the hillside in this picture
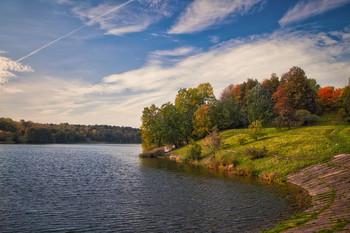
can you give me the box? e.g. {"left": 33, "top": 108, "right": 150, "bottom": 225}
{"left": 170, "top": 116, "right": 350, "bottom": 182}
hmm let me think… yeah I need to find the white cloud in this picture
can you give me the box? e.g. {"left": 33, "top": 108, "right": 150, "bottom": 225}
{"left": 0, "top": 57, "right": 33, "bottom": 84}
{"left": 71, "top": 0, "right": 168, "bottom": 36}
{"left": 2, "top": 29, "right": 350, "bottom": 127}
{"left": 168, "top": 0, "right": 262, "bottom": 34}
{"left": 279, "top": 0, "right": 350, "bottom": 27}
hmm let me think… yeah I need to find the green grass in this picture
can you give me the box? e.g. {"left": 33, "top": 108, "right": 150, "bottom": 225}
{"left": 171, "top": 117, "right": 350, "bottom": 182}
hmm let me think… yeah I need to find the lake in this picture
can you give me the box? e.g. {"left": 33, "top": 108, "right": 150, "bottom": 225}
{"left": 0, "top": 144, "right": 305, "bottom": 232}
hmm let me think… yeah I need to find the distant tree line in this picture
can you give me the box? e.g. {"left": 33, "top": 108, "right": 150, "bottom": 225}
{"left": 0, "top": 119, "right": 141, "bottom": 144}
{"left": 141, "top": 66, "right": 350, "bottom": 151}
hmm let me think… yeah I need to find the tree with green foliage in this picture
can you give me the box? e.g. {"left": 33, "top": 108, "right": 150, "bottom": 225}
{"left": 247, "top": 83, "right": 274, "bottom": 124}
{"left": 280, "top": 66, "right": 318, "bottom": 114}
{"left": 0, "top": 118, "right": 18, "bottom": 133}
{"left": 159, "top": 102, "right": 186, "bottom": 148}
{"left": 25, "top": 127, "right": 54, "bottom": 143}
{"left": 218, "top": 93, "right": 245, "bottom": 128}
{"left": 247, "top": 120, "right": 264, "bottom": 140}
{"left": 140, "top": 105, "right": 163, "bottom": 151}
{"left": 175, "top": 83, "right": 216, "bottom": 141}
{"left": 340, "top": 86, "right": 350, "bottom": 115}
{"left": 308, "top": 78, "right": 321, "bottom": 92}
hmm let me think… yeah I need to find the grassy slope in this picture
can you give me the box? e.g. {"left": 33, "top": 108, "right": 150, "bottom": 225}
{"left": 171, "top": 115, "right": 350, "bottom": 182}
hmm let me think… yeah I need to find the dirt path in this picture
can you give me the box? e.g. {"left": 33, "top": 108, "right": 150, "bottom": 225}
{"left": 282, "top": 154, "right": 350, "bottom": 232}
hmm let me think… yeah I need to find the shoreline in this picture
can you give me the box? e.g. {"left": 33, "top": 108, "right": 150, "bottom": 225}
{"left": 275, "top": 153, "right": 350, "bottom": 232}
{"left": 167, "top": 153, "right": 350, "bottom": 232}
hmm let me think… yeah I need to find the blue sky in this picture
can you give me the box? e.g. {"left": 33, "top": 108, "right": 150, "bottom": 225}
{"left": 1, "top": 0, "right": 350, "bottom": 127}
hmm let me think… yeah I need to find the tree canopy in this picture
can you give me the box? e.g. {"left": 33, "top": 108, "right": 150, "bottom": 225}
{"left": 139, "top": 66, "right": 348, "bottom": 152}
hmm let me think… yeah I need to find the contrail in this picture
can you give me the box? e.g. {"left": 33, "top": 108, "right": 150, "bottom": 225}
{"left": 17, "top": 0, "right": 135, "bottom": 62}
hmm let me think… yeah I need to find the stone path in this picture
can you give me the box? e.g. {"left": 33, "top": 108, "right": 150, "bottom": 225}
{"left": 282, "top": 154, "right": 350, "bottom": 232}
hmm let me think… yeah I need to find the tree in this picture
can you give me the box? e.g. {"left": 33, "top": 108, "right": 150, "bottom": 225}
{"left": 25, "top": 127, "right": 54, "bottom": 143}
{"left": 280, "top": 66, "right": 318, "bottom": 113}
{"left": 272, "top": 86, "right": 295, "bottom": 129}
{"left": 318, "top": 86, "right": 341, "bottom": 112}
{"left": 203, "top": 129, "right": 222, "bottom": 158}
{"left": 262, "top": 73, "right": 280, "bottom": 95}
{"left": 220, "top": 84, "right": 235, "bottom": 101}
{"left": 247, "top": 120, "right": 265, "bottom": 140}
{"left": 175, "top": 83, "right": 216, "bottom": 141}
{"left": 140, "top": 104, "right": 162, "bottom": 151}
{"left": 247, "top": 83, "right": 274, "bottom": 124}
{"left": 159, "top": 102, "right": 186, "bottom": 148}
{"left": 0, "top": 118, "right": 18, "bottom": 133}
{"left": 194, "top": 104, "right": 213, "bottom": 137}
{"left": 340, "top": 86, "right": 350, "bottom": 115}
{"left": 219, "top": 93, "right": 246, "bottom": 128}
{"left": 308, "top": 78, "right": 321, "bottom": 92}
{"left": 232, "top": 78, "right": 259, "bottom": 105}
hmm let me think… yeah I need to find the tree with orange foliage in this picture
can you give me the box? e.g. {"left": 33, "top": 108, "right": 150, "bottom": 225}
{"left": 318, "top": 86, "right": 342, "bottom": 112}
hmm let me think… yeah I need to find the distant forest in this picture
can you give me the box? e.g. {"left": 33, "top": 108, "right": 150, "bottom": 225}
{"left": 0, "top": 119, "right": 141, "bottom": 144}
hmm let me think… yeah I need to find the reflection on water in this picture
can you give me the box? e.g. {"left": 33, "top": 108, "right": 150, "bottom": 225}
{"left": 0, "top": 144, "right": 306, "bottom": 232}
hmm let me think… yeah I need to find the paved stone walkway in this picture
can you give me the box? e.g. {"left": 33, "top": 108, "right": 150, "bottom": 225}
{"left": 283, "top": 154, "right": 350, "bottom": 232}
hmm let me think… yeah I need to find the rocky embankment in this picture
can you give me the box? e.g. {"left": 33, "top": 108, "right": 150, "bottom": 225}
{"left": 282, "top": 154, "right": 350, "bottom": 232}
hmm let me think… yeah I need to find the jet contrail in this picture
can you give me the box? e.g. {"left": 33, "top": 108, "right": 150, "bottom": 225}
{"left": 17, "top": 0, "right": 135, "bottom": 62}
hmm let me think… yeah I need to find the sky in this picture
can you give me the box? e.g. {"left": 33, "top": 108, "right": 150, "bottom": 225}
{"left": 1, "top": 0, "right": 350, "bottom": 128}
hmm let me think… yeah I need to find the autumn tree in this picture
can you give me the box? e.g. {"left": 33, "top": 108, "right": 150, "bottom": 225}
{"left": 272, "top": 86, "right": 295, "bottom": 129}
{"left": 194, "top": 104, "right": 213, "bottom": 137}
{"left": 220, "top": 84, "right": 235, "bottom": 101}
{"left": 318, "top": 86, "right": 342, "bottom": 112}
{"left": 247, "top": 83, "right": 274, "bottom": 124}
{"left": 232, "top": 78, "right": 258, "bottom": 105}
{"left": 262, "top": 73, "right": 280, "bottom": 95}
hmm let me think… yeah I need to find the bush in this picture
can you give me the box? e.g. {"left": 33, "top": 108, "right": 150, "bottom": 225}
{"left": 294, "top": 110, "right": 319, "bottom": 126}
{"left": 235, "top": 134, "right": 247, "bottom": 145}
{"left": 186, "top": 140, "right": 202, "bottom": 161}
{"left": 218, "top": 152, "right": 238, "bottom": 166}
{"left": 243, "top": 146, "right": 268, "bottom": 159}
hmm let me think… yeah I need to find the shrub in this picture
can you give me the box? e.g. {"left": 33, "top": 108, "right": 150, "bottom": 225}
{"left": 235, "top": 134, "right": 247, "bottom": 145}
{"left": 247, "top": 120, "right": 265, "bottom": 140}
{"left": 186, "top": 140, "right": 202, "bottom": 161}
{"left": 243, "top": 146, "right": 268, "bottom": 159}
{"left": 237, "top": 164, "right": 255, "bottom": 176}
{"left": 219, "top": 152, "right": 238, "bottom": 166}
{"left": 294, "top": 110, "right": 319, "bottom": 126}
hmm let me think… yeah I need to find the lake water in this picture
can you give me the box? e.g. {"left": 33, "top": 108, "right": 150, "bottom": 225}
{"left": 0, "top": 144, "right": 305, "bottom": 232}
